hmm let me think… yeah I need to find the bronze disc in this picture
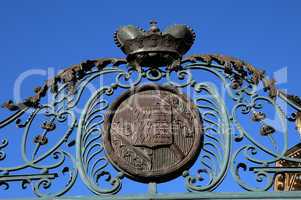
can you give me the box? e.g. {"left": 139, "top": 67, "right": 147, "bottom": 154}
{"left": 103, "top": 84, "right": 203, "bottom": 183}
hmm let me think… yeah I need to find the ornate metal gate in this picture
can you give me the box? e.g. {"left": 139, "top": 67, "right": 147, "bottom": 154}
{"left": 1, "top": 21, "right": 301, "bottom": 199}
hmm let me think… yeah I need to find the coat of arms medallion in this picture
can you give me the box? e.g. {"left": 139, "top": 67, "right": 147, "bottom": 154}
{"left": 103, "top": 84, "right": 203, "bottom": 182}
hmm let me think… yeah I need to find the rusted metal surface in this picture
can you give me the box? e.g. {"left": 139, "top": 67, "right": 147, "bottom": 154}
{"left": 1, "top": 58, "right": 126, "bottom": 111}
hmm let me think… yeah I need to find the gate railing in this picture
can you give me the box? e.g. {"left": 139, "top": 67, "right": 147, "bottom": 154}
{"left": 1, "top": 22, "right": 301, "bottom": 200}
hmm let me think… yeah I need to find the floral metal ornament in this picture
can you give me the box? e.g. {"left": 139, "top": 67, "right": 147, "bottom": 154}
{"left": 0, "top": 21, "right": 301, "bottom": 199}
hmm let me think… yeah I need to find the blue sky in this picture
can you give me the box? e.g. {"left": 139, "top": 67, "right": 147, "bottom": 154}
{"left": 1, "top": 0, "right": 301, "bottom": 100}
{"left": 0, "top": 0, "right": 301, "bottom": 198}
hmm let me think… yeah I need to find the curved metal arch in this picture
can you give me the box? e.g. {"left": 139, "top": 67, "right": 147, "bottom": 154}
{"left": 0, "top": 54, "right": 280, "bottom": 112}
{"left": 0, "top": 54, "right": 301, "bottom": 197}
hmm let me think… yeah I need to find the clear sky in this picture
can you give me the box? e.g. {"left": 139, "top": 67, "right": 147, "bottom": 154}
{"left": 0, "top": 0, "right": 301, "bottom": 198}
{"left": 1, "top": 0, "right": 301, "bottom": 102}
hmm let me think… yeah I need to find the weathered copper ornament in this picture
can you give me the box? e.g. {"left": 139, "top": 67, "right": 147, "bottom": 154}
{"left": 103, "top": 84, "right": 203, "bottom": 183}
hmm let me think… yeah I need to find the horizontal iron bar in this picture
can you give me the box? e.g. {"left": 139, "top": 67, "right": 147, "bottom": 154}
{"left": 0, "top": 173, "right": 58, "bottom": 182}
{"left": 250, "top": 167, "right": 301, "bottom": 173}
{"left": 4, "top": 192, "right": 301, "bottom": 200}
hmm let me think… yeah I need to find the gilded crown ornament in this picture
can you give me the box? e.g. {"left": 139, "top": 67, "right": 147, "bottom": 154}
{"left": 114, "top": 20, "right": 196, "bottom": 70}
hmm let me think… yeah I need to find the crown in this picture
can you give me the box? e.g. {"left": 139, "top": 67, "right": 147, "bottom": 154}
{"left": 114, "top": 21, "right": 196, "bottom": 67}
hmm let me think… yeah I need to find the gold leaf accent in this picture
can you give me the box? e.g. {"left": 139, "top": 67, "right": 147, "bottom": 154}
{"left": 296, "top": 111, "right": 301, "bottom": 134}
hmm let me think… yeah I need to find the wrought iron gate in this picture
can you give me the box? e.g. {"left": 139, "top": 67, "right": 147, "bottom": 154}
{"left": 1, "top": 21, "right": 301, "bottom": 199}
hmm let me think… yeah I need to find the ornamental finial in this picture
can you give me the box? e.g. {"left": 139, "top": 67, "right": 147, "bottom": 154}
{"left": 149, "top": 20, "right": 160, "bottom": 32}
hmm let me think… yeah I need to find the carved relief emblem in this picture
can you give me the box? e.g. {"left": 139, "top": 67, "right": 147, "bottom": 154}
{"left": 103, "top": 84, "right": 203, "bottom": 182}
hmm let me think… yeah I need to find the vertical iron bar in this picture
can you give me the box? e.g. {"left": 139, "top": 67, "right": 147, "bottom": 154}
{"left": 148, "top": 182, "right": 157, "bottom": 194}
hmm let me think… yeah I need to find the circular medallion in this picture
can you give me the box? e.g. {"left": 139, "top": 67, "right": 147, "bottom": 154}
{"left": 103, "top": 84, "right": 203, "bottom": 183}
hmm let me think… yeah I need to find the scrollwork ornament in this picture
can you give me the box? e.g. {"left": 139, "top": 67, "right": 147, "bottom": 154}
{"left": 166, "top": 68, "right": 193, "bottom": 88}
{"left": 0, "top": 138, "right": 8, "bottom": 161}
{"left": 231, "top": 146, "right": 274, "bottom": 192}
{"left": 183, "top": 82, "right": 231, "bottom": 192}
{"left": 76, "top": 87, "right": 123, "bottom": 195}
{"left": 0, "top": 48, "right": 301, "bottom": 197}
{"left": 31, "top": 151, "right": 78, "bottom": 197}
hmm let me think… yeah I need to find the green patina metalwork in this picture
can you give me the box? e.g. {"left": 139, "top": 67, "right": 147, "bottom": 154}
{"left": 0, "top": 55, "right": 301, "bottom": 199}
